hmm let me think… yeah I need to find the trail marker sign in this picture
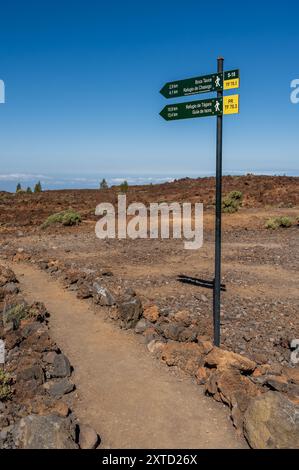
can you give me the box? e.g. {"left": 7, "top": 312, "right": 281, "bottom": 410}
{"left": 160, "top": 95, "right": 239, "bottom": 121}
{"left": 160, "top": 69, "right": 239, "bottom": 99}
{"left": 159, "top": 59, "right": 240, "bottom": 347}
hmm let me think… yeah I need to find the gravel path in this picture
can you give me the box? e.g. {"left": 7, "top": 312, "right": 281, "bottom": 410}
{"left": 11, "top": 262, "right": 246, "bottom": 449}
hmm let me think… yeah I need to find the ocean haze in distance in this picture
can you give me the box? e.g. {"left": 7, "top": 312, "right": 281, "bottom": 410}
{"left": 0, "top": 171, "right": 298, "bottom": 193}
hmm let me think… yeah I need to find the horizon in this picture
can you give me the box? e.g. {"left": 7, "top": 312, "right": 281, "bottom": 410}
{"left": 1, "top": 169, "right": 298, "bottom": 193}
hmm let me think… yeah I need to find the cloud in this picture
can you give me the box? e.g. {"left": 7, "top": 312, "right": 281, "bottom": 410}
{"left": 0, "top": 173, "right": 51, "bottom": 181}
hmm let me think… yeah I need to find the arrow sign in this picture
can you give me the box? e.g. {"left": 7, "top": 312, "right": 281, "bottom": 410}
{"left": 160, "top": 69, "right": 239, "bottom": 98}
{"left": 159, "top": 95, "right": 239, "bottom": 121}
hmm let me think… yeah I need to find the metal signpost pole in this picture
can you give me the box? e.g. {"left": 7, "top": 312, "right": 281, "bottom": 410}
{"left": 160, "top": 60, "right": 240, "bottom": 347}
{"left": 213, "top": 57, "right": 224, "bottom": 347}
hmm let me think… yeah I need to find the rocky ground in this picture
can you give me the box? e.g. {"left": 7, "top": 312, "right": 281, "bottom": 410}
{"left": 0, "top": 176, "right": 298, "bottom": 367}
{"left": 0, "top": 175, "right": 298, "bottom": 448}
{"left": 0, "top": 264, "right": 99, "bottom": 449}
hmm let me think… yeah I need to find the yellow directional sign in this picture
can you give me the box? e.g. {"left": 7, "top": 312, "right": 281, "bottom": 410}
{"left": 223, "top": 94, "right": 239, "bottom": 115}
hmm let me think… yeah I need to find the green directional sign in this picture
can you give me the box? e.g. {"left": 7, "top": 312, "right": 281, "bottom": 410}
{"left": 160, "top": 69, "right": 239, "bottom": 98}
{"left": 160, "top": 97, "right": 223, "bottom": 121}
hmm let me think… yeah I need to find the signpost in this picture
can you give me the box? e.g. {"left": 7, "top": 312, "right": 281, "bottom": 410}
{"left": 214, "top": 57, "right": 224, "bottom": 348}
{"left": 159, "top": 58, "right": 240, "bottom": 346}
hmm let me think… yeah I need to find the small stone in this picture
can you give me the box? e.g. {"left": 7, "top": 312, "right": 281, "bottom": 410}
{"left": 283, "top": 367, "right": 299, "bottom": 385}
{"left": 196, "top": 366, "right": 208, "bottom": 385}
{"left": 252, "top": 364, "right": 271, "bottom": 377}
{"left": 143, "top": 305, "right": 159, "bottom": 323}
{"left": 79, "top": 424, "right": 99, "bottom": 449}
{"left": 266, "top": 375, "right": 289, "bottom": 393}
{"left": 118, "top": 295, "right": 143, "bottom": 329}
{"left": 205, "top": 347, "right": 256, "bottom": 372}
{"left": 252, "top": 353, "right": 268, "bottom": 365}
{"left": 51, "top": 354, "right": 71, "bottom": 378}
{"left": 44, "top": 378, "right": 75, "bottom": 398}
{"left": 43, "top": 351, "right": 57, "bottom": 364}
{"left": 147, "top": 340, "right": 165, "bottom": 354}
{"left": 173, "top": 310, "right": 192, "bottom": 326}
{"left": 158, "top": 323, "right": 185, "bottom": 341}
{"left": 134, "top": 318, "right": 148, "bottom": 334}
{"left": 52, "top": 401, "right": 69, "bottom": 418}
{"left": 178, "top": 326, "right": 198, "bottom": 342}
{"left": 93, "top": 282, "right": 115, "bottom": 306}
{"left": 197, "top": 340, "right": 213, "bottom": 355}
{"left": 77, "top": 283, "right": 93, "bottom": 299}
{"left": 2, "top": 282, "right": 19, "bottom": 295}
{"left": 268, "top": 364, "right": 283, "bottom": 376}
{"left": 17, "top": 365, "right": 44, "bottom": 384}
{"left": 143, "top": 327, "right": 159, "bottom": 345}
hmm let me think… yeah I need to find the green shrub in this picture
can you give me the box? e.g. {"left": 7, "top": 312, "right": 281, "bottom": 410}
{"left": 41, "top": 209, "right": 81, "bottom": 228}
{"left": 265, "top": 216, "right": 293, "bottom": 229}
{"left": 0, "top": 370, "right": 12, "bottom": 401}
{"left": 278, "top": 216, "right": 293, "bottom": 228}
{"left": 120, "top": 180, "right": 129, "bottom": 193}
{"left": 100, "top": 178, "right": 108, "bottom": 189}
{"left": 222, "top": 190, "right": 243, "bottom": 213}
{"left": 26, "top": 186, "right": 32, "bottom": 194}
{"left": 16, "top": 183, "right": 22, "bottom": 193}
{"left": 4, "top": 303, "right": 28, "bottom": 328}
{"left": 265, "top": 217, "right": 279, "bottom": 230}
{"left": 34, "top": 181, "right": 42, "bottom": 193}
{"left": 280, "top": 216, "right": 293, "bottom": 227}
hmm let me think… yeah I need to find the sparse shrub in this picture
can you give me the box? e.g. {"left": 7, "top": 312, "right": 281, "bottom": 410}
{"left": 265, "top": 216, "right": 293, "bottom": 229}
{"left": 278, "top": 216, "right": 293, "bottom": 228}
{"left": 222, "top": 190, "right": 243, "bottom": 213}
{"left": 228, "top": 190, "right": 242, "bottom": 200}
{"left": 34, "top": 181, "right": 42, "bottom": 193}
{"left": 26, "top": 186, "right": 32, "bottom": 194}
{"left": 120, "top": 180, "right": 129, "bottom": 193}
{"left": 4, "top": 303, "right": 28, "bottom": 328}
{"left": 41, "top": 209, "right": 81, "bottom": 228}
{"left": 100, "top": 178, "right": 108, "bottom": 189}
{"left": 265, "top": 218, "right": 279, "bottom": 230}
{"left": 0, "top": 370, "right": 12, "bottom": 401}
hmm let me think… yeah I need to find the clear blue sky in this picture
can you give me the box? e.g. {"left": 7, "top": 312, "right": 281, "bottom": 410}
{"left": 0, "top": 0, "right": 298, "bottom": 178}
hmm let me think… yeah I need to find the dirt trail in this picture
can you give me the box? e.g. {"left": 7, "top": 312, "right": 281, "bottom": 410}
{"left": 11, "top": 262, "right": 246, "bottom": 449}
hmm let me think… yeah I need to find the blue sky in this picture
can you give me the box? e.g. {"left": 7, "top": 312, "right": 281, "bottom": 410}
{"left": 0, "top": 0, "right": 298, "bottom": 182}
